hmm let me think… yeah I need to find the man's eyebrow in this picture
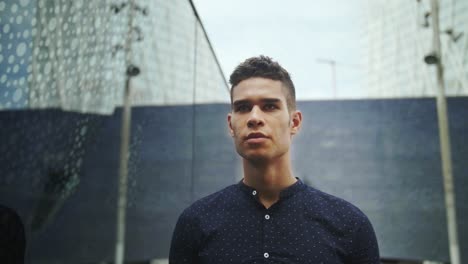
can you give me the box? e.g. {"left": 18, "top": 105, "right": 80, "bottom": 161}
{"left": 233, "top": 98, "right": 281, "bottom": 106}
{"left": 233, "top": 100, "right": 250, "bottom": 107}
{"left": 261, "top": 98, "right": 281, "bottom": 104}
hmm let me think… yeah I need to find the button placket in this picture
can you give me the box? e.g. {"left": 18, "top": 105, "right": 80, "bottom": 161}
{"left": 263, "top": 208, "right": 273, "bottom": 261}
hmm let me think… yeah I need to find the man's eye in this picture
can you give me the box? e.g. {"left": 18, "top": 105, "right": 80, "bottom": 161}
{"left": 236, "top": 105, "right": 250, "bottom": 112}
{"left": 264, "top": 104, "right": 277, "bottom": 110}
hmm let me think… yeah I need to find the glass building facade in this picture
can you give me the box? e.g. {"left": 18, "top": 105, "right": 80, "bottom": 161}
{"left": 0, "top": 0, "right": 229, "bottom": 263}
{"left": 362, "top": 0, "right": 468, "bottom": 98}
{"left": 0, "top": 0, "right": 228, "bottom": 114}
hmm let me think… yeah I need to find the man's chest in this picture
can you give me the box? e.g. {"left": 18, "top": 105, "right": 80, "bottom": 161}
{"left": 197, "top": 207, "right": 349, "bottom": 264}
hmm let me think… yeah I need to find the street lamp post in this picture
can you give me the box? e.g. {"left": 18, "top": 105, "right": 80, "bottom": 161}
{"left": 316, "top": 58, "right": 337, "bottom": 98}
{"left": 427, "top": 1, "right": 461, "bottom": 263}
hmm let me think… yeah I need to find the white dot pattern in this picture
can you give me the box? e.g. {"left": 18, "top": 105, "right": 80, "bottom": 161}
{"left": 0, "top": 0, "right": 228, "bottom": 113}
{"left": 169, "top": 179, "right": 380, "bottom": 263}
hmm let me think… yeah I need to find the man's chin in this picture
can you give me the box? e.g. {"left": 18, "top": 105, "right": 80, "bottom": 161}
{"left": 240, "top": 152, "right": 271, "bottom": 163}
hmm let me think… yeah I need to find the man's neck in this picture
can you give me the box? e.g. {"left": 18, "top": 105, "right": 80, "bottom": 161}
{"left": 242, "top": 155, "right": 297, "bottom": 208}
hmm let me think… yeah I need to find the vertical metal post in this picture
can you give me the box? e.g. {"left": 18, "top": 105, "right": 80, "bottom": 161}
{"left": 190, "top": 22, "right": 198, "bottom": 202}
{"left": 331, "top": 60, "right": 337, "bottom": 98}
{"left": 316, "top": 58, "right": 337, "bottom": 98}
{"left": 115, "top": 1, "right": 137, "bottom": 264}
{"left": 115, "top": 75, "right": 132, "bottom": 264}
{"left": 429, "top": 1, "right": 461, "bottom": 263}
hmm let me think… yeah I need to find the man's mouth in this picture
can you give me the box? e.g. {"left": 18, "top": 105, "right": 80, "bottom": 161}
{"left": 245, "top": 132, "right": 268, "bottom": 143}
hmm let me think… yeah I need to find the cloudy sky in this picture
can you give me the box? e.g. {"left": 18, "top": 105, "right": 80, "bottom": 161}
{"left": 192, "top": 0, "right": 368, "bottom": 100}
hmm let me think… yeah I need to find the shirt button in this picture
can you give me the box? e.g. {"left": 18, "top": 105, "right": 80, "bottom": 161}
{"left": 252, "top": 190, "right": 257, "bottom": 195}
{"left": 265, "top": 214, "right": 270, "bottom": 220}
{"left": 264, "top": 252, "right": 269, "bottom": 258}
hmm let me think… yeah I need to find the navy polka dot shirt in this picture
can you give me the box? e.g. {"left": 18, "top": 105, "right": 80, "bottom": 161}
{"left": 169, "top": 179, "right": 380, "bottom": 263}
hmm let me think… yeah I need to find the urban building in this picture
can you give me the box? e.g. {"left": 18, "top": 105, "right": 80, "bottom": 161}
{"left": 362, "top": 0, "right": 468, "bottom": 98}
{"left": 0, "top": 0, "right": 228, "bottom": 114}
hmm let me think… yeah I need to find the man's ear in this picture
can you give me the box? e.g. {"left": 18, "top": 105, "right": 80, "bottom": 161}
{"left": 227, "top": 113, "right": 234, "bottom": 137}
{"left": 290, "top": 110, "right": 302, "bottom": 135}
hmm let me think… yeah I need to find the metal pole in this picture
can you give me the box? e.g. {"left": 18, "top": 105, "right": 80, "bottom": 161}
{"left": 331, "top": 61, "right": 336, "bottom": 98}
{"left": 316, "top": 58, "right": 337, "bottom": 98}
{"left": 430, "top": 1, "right": 461, "bottom": 263}
{"left": 115, "top": 75, "right": 132, "bottom": 264}
{"left": 115, "top": 1, "right": 137, "bottom": 263}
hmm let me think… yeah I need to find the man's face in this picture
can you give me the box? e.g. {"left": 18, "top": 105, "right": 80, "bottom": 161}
{"left": 227, "top": 77, "right": 302, "bottom": 162}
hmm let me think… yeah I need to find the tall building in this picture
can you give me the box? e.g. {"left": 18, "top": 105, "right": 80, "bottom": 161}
{"left": 362, "top": 0, "right": 468, "bottom": 98}
{"left": 0, "top": 0, "right": 229, "bottom": 263}
{"left": 0, "top": 0, "right": 228, "bottom": 114}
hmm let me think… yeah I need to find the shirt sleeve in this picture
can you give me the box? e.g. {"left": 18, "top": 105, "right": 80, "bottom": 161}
{"left": 348, "top": 216, "right": 380, "bottom": 264}
{"left": 169, "top": 208, "right": 202, "bottom": 264}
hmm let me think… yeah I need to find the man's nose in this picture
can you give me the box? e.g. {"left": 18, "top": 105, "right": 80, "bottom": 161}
{"left": 247, "top": 106, "right": 264, "bottom": 128}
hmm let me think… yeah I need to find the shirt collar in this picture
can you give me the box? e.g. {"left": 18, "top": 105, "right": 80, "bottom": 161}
{"left": 237, "top": 177, "right": 306, "bottom": 200}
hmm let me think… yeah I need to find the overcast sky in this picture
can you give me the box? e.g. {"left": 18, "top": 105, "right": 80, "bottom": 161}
{"left": 192, "top": 0, "right": 368, "bottom": 100}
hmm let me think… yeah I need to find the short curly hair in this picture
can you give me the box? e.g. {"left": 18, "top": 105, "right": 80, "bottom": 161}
{"left": 229, "top": 55, "right": 296, "bottom": 111}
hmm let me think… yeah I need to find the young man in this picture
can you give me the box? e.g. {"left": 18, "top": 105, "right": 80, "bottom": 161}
{"left": 169, "top": 56, "right": 380, "bottom": 263}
